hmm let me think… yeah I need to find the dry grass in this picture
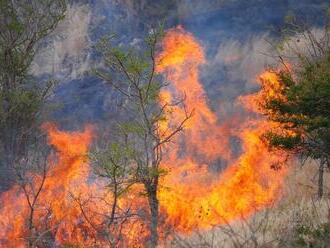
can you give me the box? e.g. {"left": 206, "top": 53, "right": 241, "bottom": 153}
{"left": 171, "top": 160, "right": 330, "bottom": 248}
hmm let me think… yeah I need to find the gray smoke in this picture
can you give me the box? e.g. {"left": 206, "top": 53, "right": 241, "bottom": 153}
{"left": 30, "top": 0, "right": 329, "bottom": 128}
{"left": 31, "top": 4, "right": 92, "bottom": 80}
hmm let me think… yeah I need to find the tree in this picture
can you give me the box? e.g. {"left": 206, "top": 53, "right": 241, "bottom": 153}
{"left": 86, "top": 142, "right": 138, "bottom": 246}
{"left": 16, "top": 141, "right": 53, "bottom": 247}
{"left": 258, "top": 19, "right": 330, "bottom": 198}
{"left": 95, "top": 27, "right": 192, "bottom": 247}
{"left": 0, "top": 0, "right": 66, "bottom": 190}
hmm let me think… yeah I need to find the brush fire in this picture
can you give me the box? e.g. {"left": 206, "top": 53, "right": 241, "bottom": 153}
{"left": 0, "top": 26, "right": 290, "bottom": 247}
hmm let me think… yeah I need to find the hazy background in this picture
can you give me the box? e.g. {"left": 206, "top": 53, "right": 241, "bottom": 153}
{"left": 31, "top": 0, "right": 330, "bottom": 129}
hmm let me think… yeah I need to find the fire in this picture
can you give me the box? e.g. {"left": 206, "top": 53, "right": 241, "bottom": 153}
{"left": 156, "top": 26, "right": 289, "bottom": 233}
{"left": 0, "top": 123, "right": 149, "bottom": 247}
{"left": 40, "top": 123, "right": 94, "bottom": 245}
{"left": 156, "top": 25, "right": 232, "bottom": 161}
{"left": 159, "top": 122, "right": 287, "bottom": 232}
{"left": 240, "top": 70, "right": 287, "bottom": 114}
{"left": 0, "top": 123, "right": 93, "bottom": 247}
{"left": 0, "top": 26, "right": 290, "bottom": 247}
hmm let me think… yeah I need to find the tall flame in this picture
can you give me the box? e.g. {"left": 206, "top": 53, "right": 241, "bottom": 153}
{"left": 0, "top": 26, "right": 290, "bottom": 247}
{"left": 156, "top": 26, "right": 288, "bottom": 233}
{"left": 157, "top": 26, "right": 231, "bottom": 161}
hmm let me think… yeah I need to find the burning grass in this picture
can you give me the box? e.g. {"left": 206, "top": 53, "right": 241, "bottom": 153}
{"left": 172, "top": 162, "right": 330, "bottom": 247}
{"left": 0, "top": 27, "right": 293, "bottom": 247}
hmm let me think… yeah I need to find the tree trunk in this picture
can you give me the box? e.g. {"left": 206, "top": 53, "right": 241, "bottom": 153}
{"left": 318, "top": 158, "right": 325, "bottom": 199}
{"left": 147, "top": 187, "right": 159, "bottom": 248}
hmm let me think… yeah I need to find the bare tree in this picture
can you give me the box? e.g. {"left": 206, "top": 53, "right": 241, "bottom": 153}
{"left": 73, "top": 141, "right": 139, "bottom": 247}
{"left": 14, "top": 139, "right": 55, "bottom": 247}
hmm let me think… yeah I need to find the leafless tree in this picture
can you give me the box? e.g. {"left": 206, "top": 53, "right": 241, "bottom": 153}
{"left": 14, "top": 139, "right": 55, "bottom": 247}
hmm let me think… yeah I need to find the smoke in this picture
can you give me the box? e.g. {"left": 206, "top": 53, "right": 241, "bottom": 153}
{"left": 176, "top": 0, "right": 236, "bottom": 19}
{"left": 28, "top": 0, "right": 328, "bottom": 129}
{"left": 31, "top": 4, "right": 92, "bottom": 79}
{"left": 189, "top": 33, "right": 275, "bottom": 121}
{"left": 201, "top": 25, "right": 326, "bottom": 120}
{"left": 213, "top": 34, "right": 273, "bottom": 87}
{"left": 279, "top": 28, "right": 327, "bottom": 63}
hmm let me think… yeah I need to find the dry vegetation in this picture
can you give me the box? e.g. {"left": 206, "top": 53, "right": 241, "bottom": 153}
{"left": 1, "top": 1, "right": 329, "bottom": 246}
{"left": 173, "top": 161, "right": 330, "bottom": 247}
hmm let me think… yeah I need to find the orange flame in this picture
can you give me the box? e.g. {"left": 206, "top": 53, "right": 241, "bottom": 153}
{"left": 0, "top": 26, "right": 290, "bottom": 247}
{"left": 156, "top": 26, "right": 232, "bottom": 162}
{"left": 240, "top": 70, "right": 287, "bottom": 114}
{"left": 156, "top": 26, "right": 289, "bottom": 233}
{"left": 0, "top": 123, "right": 93, "bottom": 247}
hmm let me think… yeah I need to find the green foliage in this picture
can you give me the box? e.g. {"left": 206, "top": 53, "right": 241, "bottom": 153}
{"left": 94, "top": 26, "right": 170, "bottom": 184}
{"left": 264, "top": 132, "right": 302, "bottom": 150}
{"left": 0, "top": 0, "right": 66, "bottom": 80}
{"left": 261, "top": 20, "right": 330, "bottom": 198}
{"left": 119, "top": 122, "right": 145, "bottom": 136}
{"left": 94, "top": 26, "right": 189, "bottom": 246}
{"left": 281, "top": 223, "right": 330, "bottom": 247}
{"left": 91, "top": 142, "right": 136, "bottom": 195}
{"left": 262, "top": 51, "right": 330, "bottom": 161}
{"left": 0, "top": 0, "right": 66, "bottom": 188}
